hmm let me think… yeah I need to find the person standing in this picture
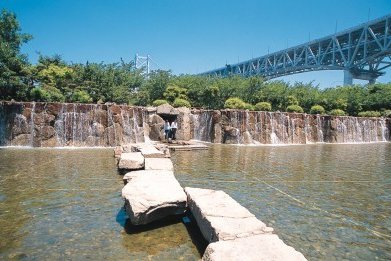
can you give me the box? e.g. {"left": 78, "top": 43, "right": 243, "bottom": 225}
{"left": 170, "top": 120, "right": 178, "bottom": 140}
{"left": 164, "top": 120, "right": 170, "bottom": 140}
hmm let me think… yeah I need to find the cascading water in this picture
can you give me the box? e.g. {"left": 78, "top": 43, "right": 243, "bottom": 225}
{"left": 192, "top": 110, "right": 213, "bottom": 142}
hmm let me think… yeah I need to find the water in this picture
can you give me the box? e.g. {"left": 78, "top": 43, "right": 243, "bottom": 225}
{"left": 0, "top": 148, "right": 203, "bottom": 260}
{"left": 1, "top": 144, "right": 390, "bottom": 260}
{"left": 173, "top": 143, "right": 391, "bottom": 260}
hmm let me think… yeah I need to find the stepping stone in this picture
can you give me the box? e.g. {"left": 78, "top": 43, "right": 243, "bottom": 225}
{"left": 138, "top": 146, "right": 165, "bottom": 158}
{"left": 184, "top": 187, "right": 273, "bottom": 242}
{"left": 122, "top": 170, "right": 187, "bottom": 225}
{"left": 145, "top": 158, "right": 174, "bottom": 171}
{"left": 202, "top": 234, "right": 307, "bottom": 261}
{"left": 118, "top": 152, "right": 144, "bottom": 170}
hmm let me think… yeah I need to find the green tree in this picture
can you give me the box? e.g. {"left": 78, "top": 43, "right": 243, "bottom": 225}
{"left": 0, "top": 9, "right": 33, "bottom": 101}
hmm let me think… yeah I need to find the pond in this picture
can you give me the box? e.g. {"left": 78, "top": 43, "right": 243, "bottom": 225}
{"left": 0, "top": 143, "right": 390, "bottom": 260}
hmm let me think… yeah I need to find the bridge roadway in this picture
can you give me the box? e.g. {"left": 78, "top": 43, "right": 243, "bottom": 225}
{"left": 201, "top": 14, "right": 391, "bottom": 85}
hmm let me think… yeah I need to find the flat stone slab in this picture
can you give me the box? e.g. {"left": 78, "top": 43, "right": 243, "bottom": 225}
{"left": 185, "top": 187, "right": 273, "bottom": 242}
{"left": 169, "top": 144, "right": 208, "bottom": 151}
{"left": 202, "top": 234, "right": 307, "bottom": 261}
{"left": 145, "top": 158, "right": 174, "bottom": 171}
{"left": 118, "top": 152, "right": 144, "bottom": 170}
{"left": 122, "top": 170, "right": 187, "bottom": 225}
{"left": 138, "top": 146, "right": 165, "bottom": 158}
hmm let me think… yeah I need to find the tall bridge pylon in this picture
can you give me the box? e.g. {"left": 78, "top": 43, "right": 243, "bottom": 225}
{"left": 201, "top": 14, "right": 391, "bottom": 85}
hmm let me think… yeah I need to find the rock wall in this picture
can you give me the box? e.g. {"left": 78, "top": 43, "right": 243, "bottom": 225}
{"left": 0, "top": 101, "right": 390, "bottom": 147}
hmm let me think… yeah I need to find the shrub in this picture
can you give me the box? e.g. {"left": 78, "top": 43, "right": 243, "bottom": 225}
{"left": 286, "top": 95, "right": 299, "bottom": 106}
{"left": 152, "top": 99, "right": 169, "bottom": 106}
{"left": 224, "top": 97, "right": 246, "bottom": 109}
{"left": 329, "top": 109, "right": 346, "bottom": 116}
{"left": 310, "top": 105, "right": 325, "bottom": 114}
{"left": 173, "top": 98, "right": 191, "bottom": 108}
{"left": 286, "top": 105, "right": 304, "bottom": 113}
{"left": 244, "top": 103, "right": 254, "bottom": 110}
{"left": 254, "top": 102, "right": 272, "bottom": 111}
{"left": 357, "top": 111, "right": 381, "bottom": 117}
{"left": 381, "top": 110, "right": 391, "bottom": 118}
{"left": 30, "top": 87, "right": 65, "bottom": 102}
{"left": 71, "top": 90, "right": 93, "bottom": 103}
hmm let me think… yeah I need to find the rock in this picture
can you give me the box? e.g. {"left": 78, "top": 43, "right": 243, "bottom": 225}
{"left": 122, "top": 170, "right": 187, "bottom": 225}
{"left": 118, "top": 152, "right": 145, "bottom": 170}
{"left": 155, "top": 143, "right": 171, "bottom": 158}
{"left": 202, "top": 234, "right": 307, "bottom": 261}
{"left": 156, "top": 104, "right": 179, "bottom": 115}
{"left": 41, "top": 137, "right": 57, "bottom": 147}
{"left": 144, "top": 158, "right": 174, "bottom": 171}
{"left": 148, "top": 114, "right": 164, "bottom": 141}
{"left": 138, "top": 146, "right": 165, "bottom": 158}
{"left": 176, "top": 107, "right": 191, "bottom": 140}
{"left": 242, "top": 131, "right": 253, "bottom": 144}
{"left": 184, "top": 187, "right": 273, "bottom": 242}
{"left": 114, "top": 146, "right": 123, "bottom": 158}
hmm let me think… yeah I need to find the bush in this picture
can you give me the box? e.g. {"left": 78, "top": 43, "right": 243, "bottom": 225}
{"left": 152, "top": 99, "right": 169, "bottom": 106}
{"left": 71, "top": 90, "right": 93, "bottom": 103}
{"left": 224, "top": 97, "right": 246, "bottom": 109}
{"left": 310, "top": 105, "right": 325, "bottom": 114}
{"left": 244, "top": 103, "right": 254, "bottom": 110}
{"left": 286, "top": 105, "right": 304, "bottom": 113}
{"left": 381, "top": 110, "right": 391, "bottom": 118}
{"left": 173, "top": 98, "right": 191, "bottom": 108}
{"left": 254, "top": 102, "right": 272, "bottom": 111}
{"left": 30, "top": 87, "right": 65, "bottom": 102}
{"left": 329, "top": 109, "right": 346, "bottom": 116}
{"left": 357, "top": 111, "right": 381, "bottom": 117}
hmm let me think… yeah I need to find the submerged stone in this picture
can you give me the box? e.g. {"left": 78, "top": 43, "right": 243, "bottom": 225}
{"left": 122, "top": 170, "right": 187, "bottom": 225}
{"left": 118, "top": 152, "right": 144, "bottom": 170}
{"left": 184, "top": 187, "right": 273, "bottom": 242}
{"left": 144, "top": 158, "right": 174, "bottom": 171}
{"left": 202, "top": 234, "right": 307, "bottom": 261}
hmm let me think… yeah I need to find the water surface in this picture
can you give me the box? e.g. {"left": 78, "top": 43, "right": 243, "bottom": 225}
{"left": 0, "top": 148, "right": 202, "bottom": 260}
{"left": 172, "top": 143, "right": 391, "bottom": 260}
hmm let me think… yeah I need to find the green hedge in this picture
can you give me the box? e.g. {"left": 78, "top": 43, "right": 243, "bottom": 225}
{"left": 173, "top": 98, "right": 191, "bottom": 108}
{"left": 254, "top": 102, "right": 272, "bottom": 111}
{"left": 286, "top": 105, "right": 304, "bottom": 113}
{"left": 329, "top": 109, "right": 346, "bottom": 116}
{"left": 224, "top": 97, "right": 246, "bottom": 109}
{"left": 310, "top": 105, "right": 325, "bottom": 114}
{"left": 152, "top": 99, "right": 169, "bottom": 106}
{"left": 357, "top": 111, "right": 381, "bottom": 117}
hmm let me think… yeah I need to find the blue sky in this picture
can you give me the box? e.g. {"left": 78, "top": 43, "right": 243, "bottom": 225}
{"left": 2, "top": 0, "right": 391, "bottom": 87}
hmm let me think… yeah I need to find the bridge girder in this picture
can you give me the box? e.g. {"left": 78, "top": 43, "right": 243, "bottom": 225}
{"left": 201, "top": 14, "right": 391, "bottom": 85}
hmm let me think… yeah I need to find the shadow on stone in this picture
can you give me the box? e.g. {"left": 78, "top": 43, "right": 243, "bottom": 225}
{"left": 182, "top": 212, "right": 209, "bottom": 257}
{"left": 124, "top": 214, "right": 183, "bottom": 234}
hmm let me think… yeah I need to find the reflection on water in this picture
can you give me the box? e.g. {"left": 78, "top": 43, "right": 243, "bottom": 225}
{"left": 0, "top": 148, "right": 202, "bottom": 260}
{"left": 172, "top": 143, "right": 391, "bottom": 260}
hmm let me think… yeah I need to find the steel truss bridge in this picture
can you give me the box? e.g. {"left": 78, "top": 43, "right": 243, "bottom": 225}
{"left": 201, "top": 14, "right": 391, "bottom": 85}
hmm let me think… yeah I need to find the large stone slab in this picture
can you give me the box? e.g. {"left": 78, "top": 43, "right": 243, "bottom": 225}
{"left": 185, "top": 187, "right": 273, "bottom": 242}
{"left": 122, "top": 170, "right": 187, "bottom": 225}
{"left": 138, "top": 146, "right": 165, "bottom": 158}
{"left": 144, "top": 158, "right": 174, "bottom": 171}
{"left": 202, "top": 234, "right": 307, "bottom": 261}
{"left": 118, "top": 152, "right": 144, "bottom": 170}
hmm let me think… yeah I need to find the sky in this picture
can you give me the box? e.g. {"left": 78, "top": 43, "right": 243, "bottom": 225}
{"left": 1, "top": 0, "right": 391, "bottom": 87}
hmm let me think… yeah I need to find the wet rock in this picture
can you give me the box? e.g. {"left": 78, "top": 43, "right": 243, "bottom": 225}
{"left": 148, "top": 114, "right": 164, "bottom": 141}
{"left": 138, "top": 146, "right": 165, "bottom": 158}
{"left": 92, "top": 122, "right": 105, "bottom": 137}
{"left": 114, "top": 146, "right": 123, "bottom": 158}
{"left": 202, "top": 234, "right": 307, "bottom": 261}
{"left": 177, "top": 107, "right": 191, "bottom": 140}
{"left": 118, "top": 152, "right": 145, "bottom": 170}
{"left": 41, "top": 137, "right": 57, "bottom": 147}
{"left": 185, "top": 187, "right": 273, "bottom": 242}
{"left": 122, "top": 170, "right": 187, "bottom": 225}
{"left": 242, "top": 131, "right": 253, "bottom": 144}
{"left": 144, "top": 158, "right": 174, "bottom": 171}
{"left": 11, "top": 134, "right": 31, "bottom": 146}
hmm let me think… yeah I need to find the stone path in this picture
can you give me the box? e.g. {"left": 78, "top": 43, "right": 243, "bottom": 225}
{"left": 115, "top": 143, "right": 307, "bottom": 260}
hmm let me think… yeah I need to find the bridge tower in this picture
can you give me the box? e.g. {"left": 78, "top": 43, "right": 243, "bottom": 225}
{"left": 134, "top": 53, "right": 151, "bottom": 74}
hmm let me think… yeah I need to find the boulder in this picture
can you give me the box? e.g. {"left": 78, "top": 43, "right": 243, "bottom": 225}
{"left": 138, "top": 146, "right": 165, "bottom": 158}
{"left": 156, "top": 104, "right": 179, "bottom": 115}
{"left": 114, "top": 146, "right": 123, "bottom": 158}
{"left": 118, "top": 152, "right": 144, "bottom": 170}
{"left": 122, "top": 170, "right": 187, "bottom": 225}
{"left": 185, "top": 187, "right": 273, "bottom": 242}
{"left": 144, "top": 158, "right": 174, "bottom": 171}
{"left": 202, "top": 234, "right": 307, "bottom": 261}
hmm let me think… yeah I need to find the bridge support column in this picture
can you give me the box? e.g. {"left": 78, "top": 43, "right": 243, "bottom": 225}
{"left": 343, "top": 70, "right": 353, "bottom": 86}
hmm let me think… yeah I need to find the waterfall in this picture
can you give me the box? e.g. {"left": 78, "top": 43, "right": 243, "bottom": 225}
{"left": 192, "top": 110, "right": 213, "bottom": 142}
{"left": 30, "top": 102, "right": 36, "bottom": 147}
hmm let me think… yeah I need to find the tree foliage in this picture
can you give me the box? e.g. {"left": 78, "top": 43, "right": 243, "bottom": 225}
{"left": 0, "top": 8, "right": 390, "bottom": 117}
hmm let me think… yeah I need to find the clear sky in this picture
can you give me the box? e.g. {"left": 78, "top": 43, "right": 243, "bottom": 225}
{"left": 1, "top": 0, "right": 391, "bottom": 87}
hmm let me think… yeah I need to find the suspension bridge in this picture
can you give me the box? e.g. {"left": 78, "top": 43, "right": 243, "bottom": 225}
{"left": 201, "top": 14, "right": 391, "bottom": 85}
